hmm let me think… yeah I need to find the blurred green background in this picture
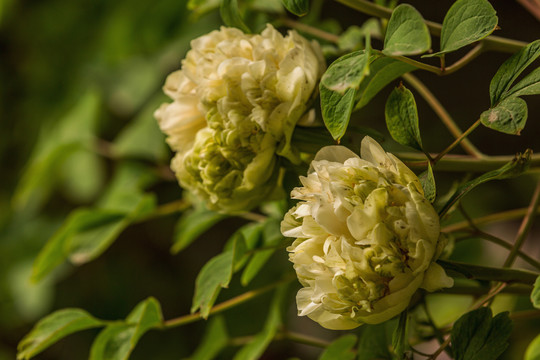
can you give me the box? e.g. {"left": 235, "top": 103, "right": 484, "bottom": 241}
{"left": 1, "top": 0, "right": 540, "bottom": 359}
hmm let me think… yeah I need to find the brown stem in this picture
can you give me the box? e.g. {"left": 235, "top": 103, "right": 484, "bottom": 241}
{"left": 432, "top": 119, "right": 481, "bottom": 164}
{"left": 401, "top": 73, "right": 483, "bottom": 158}
{"left": 503, "top": 179, "right": 540, "bottom": 267}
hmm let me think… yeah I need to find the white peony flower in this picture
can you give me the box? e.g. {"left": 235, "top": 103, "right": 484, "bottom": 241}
{"left": 155, "top": 25, "right": 324, "bottom": 212}
{"left": 281, "top": 136, "right": 453, "bottom": 330}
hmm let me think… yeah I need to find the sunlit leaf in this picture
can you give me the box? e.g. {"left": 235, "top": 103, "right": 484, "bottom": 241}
{"left": 355, "top": 57, "right": 415, "bottom": 110}
{"left": 504, "top": 67, "right": 540, "bottom": 99}
{"left": 321, "top": 50, "right": 372, "bottom": 94}
{"left": 531, "top": 275, "right": 540, "bottom": 309}
{"left": 425, "top": 0, "right": 497, "bottom": 57}
{"left": 17, "top": 309, "right": 104, "bottom": 360}
{"left": 384, "top": 84, "right": 423, "bottom": 151}
{"left": 525, "top": 333, "right": 540, "bottom": 360}
{"left": 490, "top": 40, "right": 540, "bottom": 105}
{"left": 383, "top": 4, "right": 430, "bottom": 56}
{"left": 320, "top": 85, "right": 356, "bottom": 141}
{"left": 480, "top": 97, "right": 528, "bottom": 135}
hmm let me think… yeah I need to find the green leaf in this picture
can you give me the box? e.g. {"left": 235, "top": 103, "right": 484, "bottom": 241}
{"left": 319, "top": 334, "right": 357, "bottom": 360}
{"left": 490, "top": 40, "right": 540, "bottom": 105}
{"left": 321, "top": 50, "right": 372, "bottom": 94}
{"left": 220, "top": 0, "right": 250, "bottom": 33}
{"left": 438, "top": 149, "right": 531, "bottom": 216}
{"left": 355, "top": 57, "right": 415, "bottom": 110}
{"left": 17, "top": 309, "right": 104, "bottom": 360}
{"left": 233, "top": 285, "right": 287, "bottom": 360}
{"left": 384, "top": 84, "right": 423, "bottom": 151}
{"left": 192, "top": 234, "right": 246, "bottom": 318}
{"left": 451, "top": 307, "right": 512, "bottom": 360}
{"left": 241, "top": 219, "right": 283, "bottom": 286}
{"left": 525, "top": 333, "right": 540, "bottom": 360}
{"left": 426, "top": 0, "right": 497, "bottom": 57}
{"left": 32, "top": 164, "right": 157, "bottom": 281}
{"left": 392, "top": 311, "right": 409, "bottom": 360}
{"left": 224, "top": 222, "right": 264, "bottom": 271}
{"left": 281, "top": 0, "right": 308, "bottom": 16}
{"left": 357, "top": 323, "right": 392, "bottom": 360}
{"left": 531, "top": 275, "right": 540, "bottom": 309}
{"left": 383, "top": 4, "right": 430, "bottom": 56}
{"left": 191, "top": 316, "right": 229, "bottom": 360}
{"left": 480, "top": 97, "right": 528, "bottom": 135}
{"left": 60, "top": 149, "right": 105, "bottom": 203}
{"left": 320, "top": 85, "right": 356, "bottom": 141}
{"left": 13, "top": 91, "right": 101, "bottom": 213}
{"left": 171, "top": 207, "right": 227, "bottom": 254}
{"left": 419, "top": 163, "right": 436, "bottom": 203}
{"left": 89, "top": 297, "right": 163, "bottom": 360}
{"left": 504, "top": 67, "right": 540, "bottom": 99}
{"left": 113, "top": 95, "right": 167, "bottom": 162}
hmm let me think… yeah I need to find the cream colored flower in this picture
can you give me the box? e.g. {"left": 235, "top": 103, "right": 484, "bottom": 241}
{"left": 281, "top": 137, "right": 453, "bottom": 330}
{"left": 155, "top": 25, "right": 324, "bottom": 212}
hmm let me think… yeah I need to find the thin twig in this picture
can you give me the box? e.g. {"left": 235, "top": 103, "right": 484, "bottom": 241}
{"left": 400, "top": 153, "right": 540, "bottom": 172}
{"left": 432, "top": 119, "right": 481, "bottom": 164}
{"left": 163, "top": 276, "right": 294, "bottom": 328}
{"left": 402, "top": 73, "right": 483, "bottom": 158}
{"left": 280, "top": 18, "right": 340, "bottom": 43}
{"left": 503, "top": 179, "right": 540, "bottom": 267}
{"left": 441, "top": 207, "right": 531, "bottom": 233}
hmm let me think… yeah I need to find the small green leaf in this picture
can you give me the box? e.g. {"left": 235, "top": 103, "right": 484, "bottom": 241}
{"left": 171, "top": 207, "right": 227, "bottom": 254}
{"left": 451, "top": 307, "right": 512, "bottom": 360}
{"left": 525, "top": 333, "right": 540, "bottom": 360}
{"left": 233, "top": 285, "right": 287, "bottom": 360}
{"left": 220, "top": 0, "right": 250, "bottom": 33}
{"left": 192, "top": 234, "right": 246, "bottom": 318}
{"left": 355, "top": 57, "right": 415, "bottom": 110}
{"left": 17, "top": 309, "right": 104, "bottom": 360}
{"left": 319, "top": 334, "right": 357, "bottom": 360}
{"left": 60, "top": 149, "right": 105, "bottom": 203}
{"left": 320, "top": 85, "right": 356, "bottom": 141}
{"left": 191, "top": 316, "right": 229, "bottom": 360}
{"left": 241, "top": 219, "right": 283, "bottom": 286}
{"left": 480, "top": 97, "right": 528, "bottom": 135}
{"left": 89, "top": 297, "right": 163, "bottom": 360}
{"left": 531, "top": 275, "right": 540, "bottom": 309}
{"left": 281, "top": 0, "right": 309, "bottom": 16}
{"left": 113, "top": 95, "right": 167, "bottom": 162}
{"left": 490, "top": 40, "right": 540, "bottom": 105}
{"left": 419, "top": 163, "right": 436, "bottom": 203}
{"left": 504, "top": 67, "right": 540, "bottom": 99}
{"left": 392, "top": 311, "right": 409, "bottom": 360}
{"left": 357, "top": 322, "right": 393, "bottom": 360}
{"left": 385, "top": 84, "right": 423, "bottom": 151}
{"left": 438, "top": 149, "right": 531, "bottom": 216}
{"left": 13, "top": 91, "right": 101, "bottom": 213}
{"left": 383, "top": 4, "right": 430, "bottom": 56}
{"left": 225, "top": 222, "right": 264, "bottom": 271}
{"left": 321, "top": 50, "right": 372, "bottom": 94}
{"left": 425, "top": 0, "right": 497, "bottom": 57}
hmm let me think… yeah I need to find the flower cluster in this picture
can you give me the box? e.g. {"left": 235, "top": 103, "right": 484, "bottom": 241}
{"left": 155, "top": 25, "right": 324, "bottom": 212}
{"left": 281, "top": 137, "right": 453, "bottom": 330}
